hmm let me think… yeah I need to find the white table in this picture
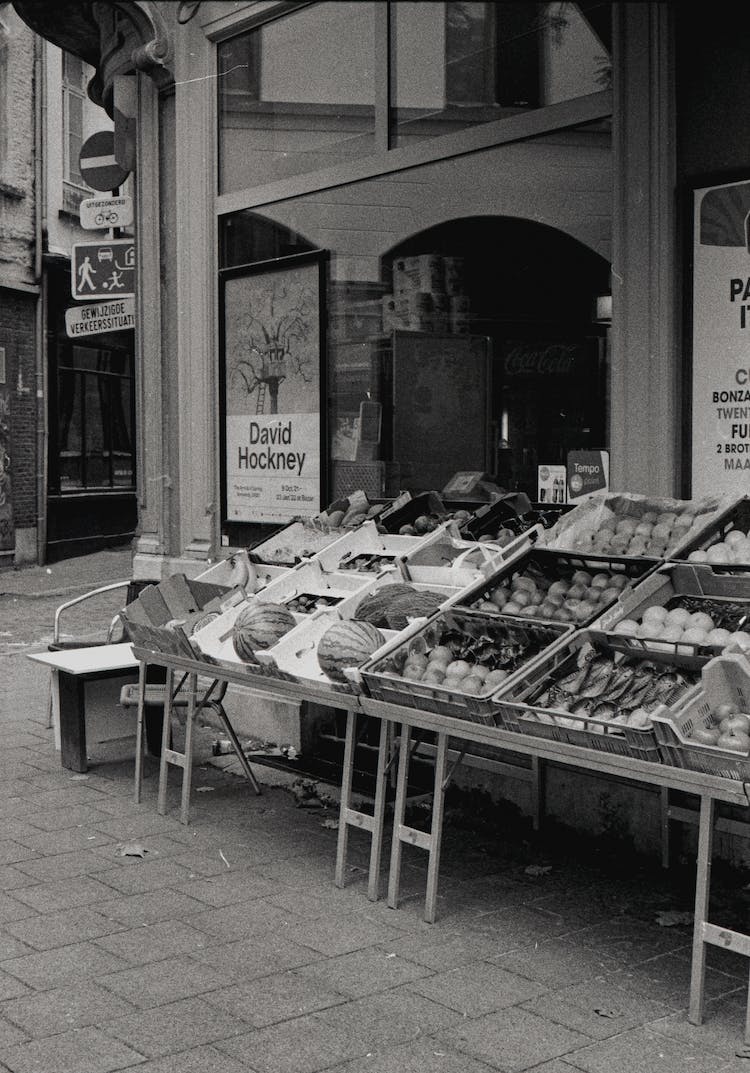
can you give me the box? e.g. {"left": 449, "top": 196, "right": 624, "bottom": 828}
{"left": 28, "top": 644, "right": 139, "bottom": 771}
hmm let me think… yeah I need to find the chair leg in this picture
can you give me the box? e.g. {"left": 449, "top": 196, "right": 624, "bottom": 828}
{"left": 133, "top": 661, "right": 148, "bottom": 805}
{"left": 179, "top": 673, "right": 197, "bottom": 825}
{"left": 214, "top": 704, "right": 262, "bottom": 795}
{"left": 157, "top": 667, "right": 175, "bottom": 816}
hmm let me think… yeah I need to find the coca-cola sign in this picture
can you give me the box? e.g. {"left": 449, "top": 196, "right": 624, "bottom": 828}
{"left": 502, "top": 342, "right": 579, "bottom": 376}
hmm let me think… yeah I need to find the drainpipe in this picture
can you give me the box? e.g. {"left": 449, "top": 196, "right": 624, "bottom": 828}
{"left": 33, "top": 34, "right": 48, "bottom": 564}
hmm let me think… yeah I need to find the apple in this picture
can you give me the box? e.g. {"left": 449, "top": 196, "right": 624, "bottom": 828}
{"left": 484, "top": 669, "right": 509, "bottom": 689}
{"left": 613, "top": 619, "right": 639, "bottom": 636}
{"left": 571, "top": 570, "right": 592, "bottom": 587}
{"left": 714, "top": 702, "right": 737, "bottom": 721}
{"left": 591, "top": 573, "right": 613, "bottom": 589}
{"left": 446, "top": 659, "right": 471, "bottom": 678}
{"left": 643, "top": 604, "right": 668, "bottom": 624}
{"left": 490, "top": 587, "right": 509, "bottom": 608}
{"left": 566, "top": 583, "right": 588, "bottom": 600}
{"left": 688, "top": 611, "right": 714, "bottom": 633}
{"left": 717, "top": 729, "right": 750, "bottom": 753}
{"left": 429, "top": 645, "right": 453, "bottom": 664}
{"left": 719, "top": 713, "right": 750, "bottom": 735}
{"left": 706, "top": 627, "right": 732, "bottom": 647}
{"left": 548, "top": 580, "right": 570, "bottom": 598}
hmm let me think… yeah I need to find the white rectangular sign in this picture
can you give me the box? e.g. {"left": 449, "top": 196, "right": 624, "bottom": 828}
{"left": 79, "top": 195, "right": 133, "bottom": 230}
{"left": 691, "top": 179, "right": 750, "bottom": 496}
{"left": 65, "top": 297, "right": 135, "bottom": 338}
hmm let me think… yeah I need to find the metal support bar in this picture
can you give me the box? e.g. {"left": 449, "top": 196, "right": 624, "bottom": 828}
{"left": 335, "top": 710, "right": 389, "bottom": 902}
{"left": 689, "top": 796, "right": 715, "bottom": 1029}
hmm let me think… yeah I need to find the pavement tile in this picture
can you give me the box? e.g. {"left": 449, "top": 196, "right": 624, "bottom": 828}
{"left": 0, "top": 841, "right": 41, "bottom": 866}
{"left": 445, "top": 1004, "right": 593, "bottom": 1071}
{"left": 520, "top": 975, "right": 674, "bottom": 1040}
{"left": 0, "top": 979, "right": 138, "bottom": 1036}
{"left": 0, "top": 891, "right": 37, "bottom": 923}
{"left": 557, "top": 1024, "right": 738, "bottom": 1073}
{"left": 93, "top": 859, "right": 196, "bottom": 896}
{"left": 648, "top": 993, "right": 750, "bottom": 1066}
{"left": 376, "top": 926, "right": 506, "bottom": 970}
{"left": 1, "top": 940, "right": 130, "bottom": 990}
{"left": 566, "top": 915, "right": 691, "bottom": 964}
{"left": 108, "top": 1046, "right": 253, "bottom": 1072}
{"left": 20, "top": 787, "right": 103, "bottom": 811}
{"left": 183, "top": 897, "right": 298, "bottom": 941}
{"left": 3, "top": 906, "right": 123, "bottom": 950}
{"left": 0, "top": 1024, "right": 146, "bottom": 1073}
{"left": 317, "top": 986, "right": 464, "bottom": 1047}
{"left": 609, "top": 952, "right": 745, "bottom": 1008}
{"left": 295, "top": 946, "right": 433, "bottom": 999}
{"left": 410, "top": 959, "right": 548, "bottom": 1016}
{"left": 101, "top": 994, "right": 252, "bottom": 1058}
{"left": 14, "top": 849, "right": 116, "bottom": 882}
{"left": 24, "top": 803, "right": 115, "bottom": 831}
{"left": 0, "top": 931, "right": 35, "bottom": 960}
{"left": 327, "top": 1035, "right": 501, "bottom": 1073}
{"left": 9, "top": 874, "right": 122, "bottom": 914}
{"left": 280, "top": 909, "right": 405, "bottom": 956}
{"left": 98, "top": 953, "right": 233, "bottom": 1008}
{"left": 95, "top": 888, "right": 212, "bottom": 927}
{"left": 13, "top": 827, "right": 114, "bottom": 854}
{"left": 172, "top": 870, "right": 277, "bottom": 907}
{"left": 190, "top": 931, "right": 322, "bottom": 980}
{"left": 204, "top": 969, "right": 346, "bottom": 1028}
{"left": 215, "top": 1013, "right": 364, "bottom": 1073}
{"left": 89, "top": 832, "right": 197, "bottom": 862}
{"left": 0, "top": 1012, "right": 29, "bottom": 1048}
{"left": 0, "top": 967, "right": 32, "bottom": 1000}
{"left": 491, "top": 936, "right": 621, "bottom": 987}
{"left": 93, "top": 919, "right": 214, "bottom": 965}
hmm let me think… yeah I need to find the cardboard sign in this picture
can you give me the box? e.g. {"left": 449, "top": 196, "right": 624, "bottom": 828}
{"left": 566, "top": 450, "right": 610, "bottom": 502}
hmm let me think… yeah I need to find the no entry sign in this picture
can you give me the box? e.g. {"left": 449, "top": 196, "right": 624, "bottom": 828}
{"left": 78, "top": 130, "right": 130, "bottom": 192}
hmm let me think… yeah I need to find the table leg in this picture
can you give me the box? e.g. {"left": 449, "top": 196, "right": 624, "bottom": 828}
{"left": 156, "top": 666, "right": 175, "bottom": 816}
{"left": 215, "top": 704, "right": 261, "bottom": 795}
{"left": 58, "top": 671, "right": 87, "bottom": 772}
{"left": 387, "top": 724, "right": 411, "bottom": 911}
{"left": 689, "top": 794, "right": 715, "bottom": 1027}
{"left": 133, "top": 661, "right": 147, "bottom": 804}
{"left": 423, "top": 731, "right": 449, "bottom": 925}
{"left": 367, "top": 717, "right": 390, "bottom": 903}
{"left": 660, "top": 787, "right": 671, "bottom": 869}
{"left": 531, "top": 756, "right": 544, "bottom": 832}
{"left": 334, "top": 709, "right": 358, "bottom": 890}
{"left": 179, "top": 672, "right": 197, "bottom": 825}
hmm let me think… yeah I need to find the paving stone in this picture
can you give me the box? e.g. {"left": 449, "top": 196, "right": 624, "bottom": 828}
{"left": 172, "top": 870, "right": 277, "bottom": 907}
{"left": 411, "top": 959, "right": 548, "bottom": 1016}
{"left": 0, "top": 841, "right": 41, "bottom": 866}
{"left": 98, "top": 954, "right": 232, "bottom": 1008}
{"left": 0, "top": 979, "right": 138, "bottom": 1036}
{"left": 9, "top": 875, "right": 121, "bottom": 914}
{"left": 328, "top": 1035, "right": 502, "bottom": 1073}
{"left": 556, "top": 1024, "right": 738, "bottom": 1073}
{"left": 92, "top": 919, "right": 213, "bottom": 966}
{"left": 521, "top": 975, "right": 674, "bottom": 1040}
{"left": 0, "top": 967, "right": 32, "bottom": 1000}
{"left": 492, "top": 936, "right": 621, "bottom": 987}
{"left": 191, "top": 931, "right": 322, "bottom": 980}
{"left": 0, "top": 1012, "right": 29, "bottom": 1048}
{"left": 109, "top": 1044, "right": 253, "bottom": 1072}
{"left": 567, "top": 916, "right": 691, "bottom": 964}
{"left": 95, "top": 888, "right": 212, "bottom": 927}
{"left": 446, "top": 1004, "right": 593, "bottom": 1071}
{"left": 102, "top": 994, "right": 252, "bottom": 1058}
{"left": 316, "top": 986, "right": 464, "bottom": 1049}
{"left": 185, "top": 898, "right": 299, "bottom": 941}
{"left": 0, "top": 1024, "right": 146, "bottom": 1073}
{"left": 0, "top": 891, "right": 37, "bottom": 924}
{"left": 380, "top": 927, "right": 511, "bottom": 970}
{"left": 14, "top": 849, "right": 114, "bottom": 882}
{"left": 204, "top": 969, "right": 346, "bottom": 1028}
{"left": 14, "top": 827, "right": 113, "bottom": 854}
{"left": 295, "top": 946, "right": 433, "bottom": 999}
{"left": 280, "top": 909, "right": 404, "bottom": 956}
{"left": 214, "top": 1012, "right": 367, "bottom": 1073}
{"left": 1, "top": 940, "right": 130, "bottom": 990}
{"left": 93, "top": 859, "right": 196, "bottom": 896}
{"left": 24, "top": 804, "right": 115, "bottom": 832}
{"left": 608, "top": 952, "right": 745, "bottom": 1008}
{"left": 3, "top": 906, "right": 123, "bottom": 950}
{"left": 0, "top": 931, "right": 35, "bottom": 961}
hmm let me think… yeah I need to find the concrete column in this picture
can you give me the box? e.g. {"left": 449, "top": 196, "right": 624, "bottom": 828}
{"left": 610, "top": 2, "right": 678, "bottom": 494}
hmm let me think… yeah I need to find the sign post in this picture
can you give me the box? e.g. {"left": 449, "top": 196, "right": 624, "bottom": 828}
{"left": 71, "top": 240, "right": 135, "bottom": 301}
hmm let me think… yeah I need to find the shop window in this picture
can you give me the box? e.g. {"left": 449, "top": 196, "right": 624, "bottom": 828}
{"left": 391, "top": 1, "right": 611, "bottom": 147}
{"left": 53, "top": 345, "right": 135, "bottom": 493}
{"left": 218, "top": 1, "right": 376, "bottom": 194}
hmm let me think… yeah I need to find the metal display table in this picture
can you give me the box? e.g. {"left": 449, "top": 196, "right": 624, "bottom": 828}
{"left": 128, "top": 645, "right": 750, "bottom": 1045}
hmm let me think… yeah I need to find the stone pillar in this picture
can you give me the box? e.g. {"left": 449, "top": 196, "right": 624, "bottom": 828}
{"left": 610, "top": 2, "right": 677, "bottom": 495}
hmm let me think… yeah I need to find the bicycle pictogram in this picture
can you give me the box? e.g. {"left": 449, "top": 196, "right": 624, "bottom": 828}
{"left": 94, "top": 209, "right": 121, "bottom": 226}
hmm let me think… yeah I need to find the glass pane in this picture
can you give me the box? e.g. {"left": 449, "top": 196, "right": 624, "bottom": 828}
{"left": 83, "top": 372, "right": 108, "bottom": 486}
{"left": 218, "top": 2, "right": 376, "bottom": 194}
{"left": 391, "top": 1, "right": 611, "bottom": 148}
{"left": 110, "top": 377, "right": 134, "bottom": 487}
{"left": 58, "top": 370, "right": 83, "bottom": 490}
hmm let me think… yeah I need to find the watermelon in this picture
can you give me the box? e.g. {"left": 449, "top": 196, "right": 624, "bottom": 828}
{"left": 232, "top": 602, "right": 296, "bottom": 661}
{"left": 317, "top": 620, "right": 386, "bottom": 682}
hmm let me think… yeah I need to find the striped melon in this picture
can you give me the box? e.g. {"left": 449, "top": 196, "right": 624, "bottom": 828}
{"left": 317, "top": 620, "right": 386, "bottom": 682}
{"left": 232, "top": 602, "right": 296, "bottom": 661}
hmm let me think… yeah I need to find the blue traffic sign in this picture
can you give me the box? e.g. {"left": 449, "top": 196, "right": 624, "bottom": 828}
{"left": 71, "top": 240, "right": 135, "bottom": 301}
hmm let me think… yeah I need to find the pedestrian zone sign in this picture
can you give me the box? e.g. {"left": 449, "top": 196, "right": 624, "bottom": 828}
{"left": 71, "top": 240, "right": 135, "bottom": 300}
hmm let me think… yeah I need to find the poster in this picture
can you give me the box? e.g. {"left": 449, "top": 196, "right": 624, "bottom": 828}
{"left": 221, "top": 255, "right": 324, "bottom": 524}
{"left": 691, "top": 177, "right": 750, "bottom": 498}
{"left": 566, "top": 449, "right": 609, "bottom": 503}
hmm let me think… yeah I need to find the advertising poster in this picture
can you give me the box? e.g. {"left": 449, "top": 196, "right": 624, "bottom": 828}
{"left": 691, "top": 178, "right": 750, "bottom": 498}
{"left": 221, "top": 256, "right": 323, "bottom": 524}
{"left": 566, "top": 449, "right": 609, "bottom": 503}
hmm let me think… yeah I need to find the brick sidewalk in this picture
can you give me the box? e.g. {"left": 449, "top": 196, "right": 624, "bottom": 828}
{"left": 0, "top": 552, "right": 748, "bottom": 1071}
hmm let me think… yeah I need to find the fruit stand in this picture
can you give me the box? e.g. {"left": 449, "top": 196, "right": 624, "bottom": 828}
{"left": 120, "top": 487, "right": 750, "bottom": 1046}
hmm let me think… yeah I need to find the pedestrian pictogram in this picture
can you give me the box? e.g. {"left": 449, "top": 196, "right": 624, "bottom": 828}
{"left": 78, "top": 130, "right": 130, "bottom": 192}
{"left": 71, "top": 240, "right": 135, "bottom": 301}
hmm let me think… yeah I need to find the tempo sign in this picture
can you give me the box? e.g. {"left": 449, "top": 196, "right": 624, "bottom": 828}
{"left": 65, "top": 298, "right": 136, "bottom": 338}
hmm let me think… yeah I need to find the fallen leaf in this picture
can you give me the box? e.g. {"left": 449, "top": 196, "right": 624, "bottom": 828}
{"left": 524, "top": 864, "right": 553, "bottom": 877}
{"left": 195, "top": 786, "right": 214, "bottom": 793}
{"left": 320, "top": 818, "right": 339, "bottom": 830}
{"left": 656, "top": 910, "right": 693, "bottom": 927}
{"left": 70, "top": 774, "right": 90, "bottom": 781}
{"left": 115, "top": 840, "right": 148, "bottom": 858}
{"left": 594, "top": 1007, "right": 619, "bottom": 1019}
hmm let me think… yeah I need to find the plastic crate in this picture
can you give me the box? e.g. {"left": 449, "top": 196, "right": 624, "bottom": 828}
{"left": 540, "top": 491, "right": 733, "bottom": 560}
{"left": 396, "top": 527, "right": 534, "bottom": 588}
{"left": 376, "top": 492, "right": 482, "bottom": 534}
{"left": 460, "top": 496, "right": 573, "bottom": 541}
{"left": 248, "top": 520, "right": 346, "bottom": 567}
{"left": 251, "top": 559, "right": 373, "bottom": 615}
{"left": 359, "top": 607, "right": 571, "bottom": 725}
{"left": 650, "top": 653, "right": 750, "bottom": 780}
{"left": 587, "top": 563, "right": 750, "bottom": 669}
{"left": 494, "top": 631, "right": 698, "bottom": 760}
{"left": 669, "top": 495, "right": 750, "bottom": 569}
{"left": 458, "top": 546, "right": 657, "bottom": 630}
{"left": 309, "top": 519, "right": 450, "bottom": 574}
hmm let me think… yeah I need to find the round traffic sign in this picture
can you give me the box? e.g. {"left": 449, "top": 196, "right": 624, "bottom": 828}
{"left": 79, "top": 130, "right": 130, "bottom": 192}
